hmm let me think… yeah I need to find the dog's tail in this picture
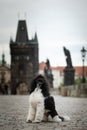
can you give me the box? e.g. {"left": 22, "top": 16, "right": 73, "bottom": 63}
{"left": 59, "top": 115, "right": 70, "bottom": 121}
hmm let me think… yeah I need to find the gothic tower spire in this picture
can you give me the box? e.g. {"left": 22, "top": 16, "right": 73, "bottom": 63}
{"left": 16, "top": 20, "right": 29, "bottom": 43}
{"left": 34, "top": 32, "right": 38, "bottom": 43}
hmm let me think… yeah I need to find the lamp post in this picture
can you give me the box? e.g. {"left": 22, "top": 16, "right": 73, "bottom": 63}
{"left": 81, "top": 47, "right": 87, "bottom": 83}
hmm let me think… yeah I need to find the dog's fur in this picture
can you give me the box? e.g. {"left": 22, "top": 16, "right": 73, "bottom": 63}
{"left": 26, "top": 74, "right": 70, "bottom": 123}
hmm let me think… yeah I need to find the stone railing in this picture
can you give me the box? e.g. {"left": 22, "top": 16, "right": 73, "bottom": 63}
{"left": 61, "top": 83, "right": 87, "bottom": 97}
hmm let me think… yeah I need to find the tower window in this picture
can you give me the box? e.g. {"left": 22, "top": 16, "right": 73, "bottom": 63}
{"left": 26, "top": 56, "right": 29, "bottom": 60}
{"left": 21, "top": 26, "right": 25, "bottom": 31}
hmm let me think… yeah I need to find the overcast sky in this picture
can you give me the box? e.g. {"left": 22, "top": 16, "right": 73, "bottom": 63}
{"left": 0, "top": 0, "right": 87, "bottom": 66}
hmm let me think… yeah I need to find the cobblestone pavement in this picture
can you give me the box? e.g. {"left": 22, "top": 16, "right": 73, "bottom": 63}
{"left": 0, "top": 95, "right": 87, "bottom": 130}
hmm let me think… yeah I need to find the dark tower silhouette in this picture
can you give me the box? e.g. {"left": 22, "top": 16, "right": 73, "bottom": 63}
{"left": 10, "top": 20, "right": 39, "bottom": 94}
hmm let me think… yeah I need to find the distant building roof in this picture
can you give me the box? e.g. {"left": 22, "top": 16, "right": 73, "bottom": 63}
{"left": 39, "top": 61, "right": 46, "bottom": 69}
{"left": 39, "top": 61, "right": 87, "bottom": 77}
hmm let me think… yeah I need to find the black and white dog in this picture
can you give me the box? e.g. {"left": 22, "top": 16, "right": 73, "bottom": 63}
{"left": 26, "top": 74, "right": 70, "bottom": 123}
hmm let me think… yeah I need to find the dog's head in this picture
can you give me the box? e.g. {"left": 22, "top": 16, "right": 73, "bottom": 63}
{"left": 30, "top": 74, "right": 50, "bottom": 97}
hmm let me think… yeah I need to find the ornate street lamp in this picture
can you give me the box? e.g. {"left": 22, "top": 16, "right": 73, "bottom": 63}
{"left": 81, "top": 47, "right": 87, "bottom": 83}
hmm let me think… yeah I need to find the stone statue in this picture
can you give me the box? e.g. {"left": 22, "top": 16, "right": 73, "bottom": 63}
{"left": 2, "top": 53, "right": 6, "bottom": 65}
{"left": 63, "top": 47, "right": 75, "bottom": 86}
{"left": 63, "top": 47, "right": 72, "bottom": 68}
{"left": 44, "top": 59, "right": 53, "bottom": 88}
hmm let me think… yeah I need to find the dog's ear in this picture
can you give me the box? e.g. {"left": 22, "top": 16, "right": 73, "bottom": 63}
{"left": 29, "top": 75, "right": 42, "bottom": 93}
{"left": 29, "top": 78, "right": 37, "bottom": 93}
{"left": 39, "top": 77, "right": 50, "bottom": 97}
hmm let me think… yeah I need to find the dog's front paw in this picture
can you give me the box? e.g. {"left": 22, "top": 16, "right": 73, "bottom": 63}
{"left": 26, "top": 120, "right": 32, "bottom": 123}
{"left": 32, "top": 120, "right": 41, "bottom": 123}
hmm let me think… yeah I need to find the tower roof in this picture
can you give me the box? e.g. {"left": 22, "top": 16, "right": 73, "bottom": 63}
{"left": 16, "top": 20, "right": 29, "bottom": 43}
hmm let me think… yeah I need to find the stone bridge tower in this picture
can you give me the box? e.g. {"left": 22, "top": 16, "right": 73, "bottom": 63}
{"left": 10, "top": 20, "right": 39, "bottom": 94}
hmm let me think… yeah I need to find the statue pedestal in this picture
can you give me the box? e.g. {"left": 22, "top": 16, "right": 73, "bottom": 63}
{"left": 63, "top": 67, "right": 75, "bottom": 86}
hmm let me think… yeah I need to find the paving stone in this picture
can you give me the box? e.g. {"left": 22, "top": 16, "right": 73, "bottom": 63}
{"left": 0, "top": 95, "right": 87, "bottom": 130}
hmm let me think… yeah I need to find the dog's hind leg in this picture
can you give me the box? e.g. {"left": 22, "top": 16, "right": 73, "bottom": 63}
{"left": 59, "top": 115, "right": 70, "bottom": 121}
{"left": 26, "top": 104, "right": 36, "bottom": 122}
{"left": 48, "top": 110, "right": 62, "bottom": 122}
